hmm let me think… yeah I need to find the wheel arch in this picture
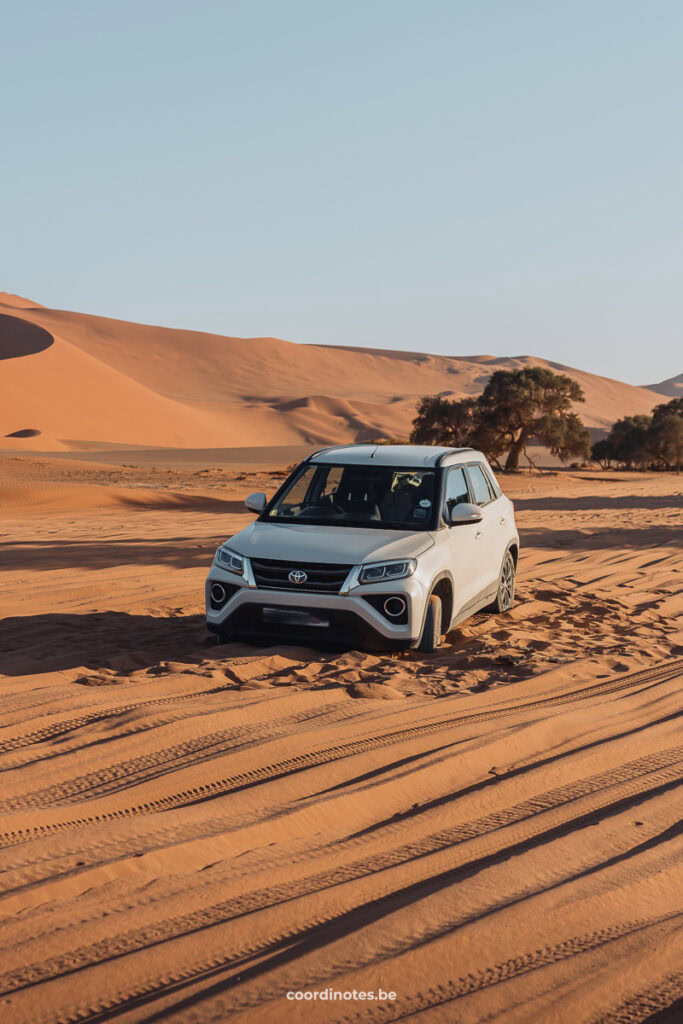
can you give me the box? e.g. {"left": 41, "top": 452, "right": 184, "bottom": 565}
{"left": 425, "top": 570, "right": 454, "bottom": 634}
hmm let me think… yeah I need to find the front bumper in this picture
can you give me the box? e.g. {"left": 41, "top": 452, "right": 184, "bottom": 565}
{"left": 205, "top": 562, "right": 427, "bottom": 650}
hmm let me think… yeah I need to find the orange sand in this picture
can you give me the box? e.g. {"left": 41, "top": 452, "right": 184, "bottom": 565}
{"left": 1, "top": 299, "right": 663, "bottom": 450}
{"left": 0, "top": 454, "right": 680, "bottom": 1023}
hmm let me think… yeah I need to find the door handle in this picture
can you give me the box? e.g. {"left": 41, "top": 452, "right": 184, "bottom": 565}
{"left": 475, "top": 529, "right": 482, "bottom": 539}
{"left": 500, "top": 517, "right": 507, "bottom": 525}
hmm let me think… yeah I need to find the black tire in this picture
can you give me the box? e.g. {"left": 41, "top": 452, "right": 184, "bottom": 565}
{"left": 418, "top": 594, "right": 443, "bottom": 653}
{"left": 489, "top": 550, "right": 516, "bottom": 613}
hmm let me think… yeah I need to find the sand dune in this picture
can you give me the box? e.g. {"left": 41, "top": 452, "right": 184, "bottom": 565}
{"left": 0, "top": 316, "right": 306, "bottom": 449}
{"left": 0, "top": 326, "right": 229, "bottom": 449}
{"left": 645, "top": 372, "right": 683, "bottom": 398}
{"left": 0, "top": 301, "right": 666, "bottom": 450}
{"left": 0, "top": 291, "right": 44, "bottom": 309}
{"left": 0, "top": 456, "right": 680, "bottom": 1023}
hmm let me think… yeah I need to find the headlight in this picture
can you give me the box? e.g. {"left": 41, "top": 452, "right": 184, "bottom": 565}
{"left": 215, "top": 546, "right": 245, "bottom": 575}
{"left": 358, "top": 559, "right": 417, "bottom": 584}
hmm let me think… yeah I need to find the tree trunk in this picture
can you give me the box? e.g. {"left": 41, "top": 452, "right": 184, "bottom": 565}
{"left": 505, "top": 433, "right": 527, "bottom": 471}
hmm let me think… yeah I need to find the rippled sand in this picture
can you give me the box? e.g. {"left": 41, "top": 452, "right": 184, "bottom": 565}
{"left": 0, "top": 457, "right": 681, "bottom": 1023}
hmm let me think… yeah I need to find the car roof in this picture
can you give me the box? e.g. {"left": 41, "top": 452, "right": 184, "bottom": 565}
{"left": 308, "top": 444, "right": 484, "bottom": 468}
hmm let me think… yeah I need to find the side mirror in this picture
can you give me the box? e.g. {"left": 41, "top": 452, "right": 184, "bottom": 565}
{"left": 449, "top": 502, "right": 483, "bottom": 526}
{"left": 245, "top": 492, "right": 267, "bottom": 514}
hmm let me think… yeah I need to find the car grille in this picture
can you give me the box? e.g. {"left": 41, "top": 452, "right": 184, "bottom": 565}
{"left": 250, "top": 558, "right": 353, "bottom": 594}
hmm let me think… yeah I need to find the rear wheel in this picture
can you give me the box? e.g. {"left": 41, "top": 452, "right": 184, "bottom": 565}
{"left": 418, "top": 594, "right": 443, "bottom": 653}
{"left": 490, "top": 550, "right": 516, "bottom": 613}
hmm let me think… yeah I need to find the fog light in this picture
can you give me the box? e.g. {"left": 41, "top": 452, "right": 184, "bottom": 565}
{"left": 384, "top": 596, "right": 407, "bottom": 619}
{"left": 210, "top": 582, "right": 227, "bottom": 605}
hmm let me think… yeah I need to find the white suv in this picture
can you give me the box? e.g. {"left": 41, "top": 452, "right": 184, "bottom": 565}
{"left": 205, "top": 445, "right": 519, "bottom": 652}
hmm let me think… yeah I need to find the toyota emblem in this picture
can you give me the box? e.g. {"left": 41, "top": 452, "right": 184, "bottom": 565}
{"left": 288, "top": 569, "right": 308, "bottom": 584}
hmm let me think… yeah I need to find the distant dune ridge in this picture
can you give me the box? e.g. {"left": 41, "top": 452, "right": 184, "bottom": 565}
{"left": 0, "top": 293, "right": 670, "bottom": 450}
{"left": 644, "top": 372, "right": 683, "bottom": 397}
{"left": 0, "top": 291, "right": 45, "bottom": 309}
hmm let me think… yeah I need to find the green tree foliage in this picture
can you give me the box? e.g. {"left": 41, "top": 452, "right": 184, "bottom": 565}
{"left": 591, "top": 437, "right": 613, "bottom": 470}
{"left": 653, "top": 397, "right": 683, "bottom": 420}
{"left": 648, "top": 398, "right": 683, "bottom": 471}
{"left": 590, "top": 398, "right": 682, "bottom": 471}
{"left": 608, "top": 415, "right": 652, "bottom": 469}
{"left": 411, "top": 367, "right": 590, "bottom": 470}
{"left": 411, "top": 395, "right": 480, "bottom": 448}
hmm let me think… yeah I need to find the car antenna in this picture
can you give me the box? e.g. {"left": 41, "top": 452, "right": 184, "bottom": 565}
{"left": 370, "top": 443, "right": 379, "bottom": 458}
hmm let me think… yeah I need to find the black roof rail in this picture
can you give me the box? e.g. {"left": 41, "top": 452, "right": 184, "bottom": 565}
{"left": 435, "top": 447, "right": 474, "bottom": 466}
{"left": 306, "top": 442, "right": 368, "bottom": 462}
{"left": 305, "top": 444, "right": 475, "bottom": 467}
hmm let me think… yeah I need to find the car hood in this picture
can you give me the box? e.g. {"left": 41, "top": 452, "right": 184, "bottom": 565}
{"left": 225, "top": 522, "right": 435, "bottom": 564}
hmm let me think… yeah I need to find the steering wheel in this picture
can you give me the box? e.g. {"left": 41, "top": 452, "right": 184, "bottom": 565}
{"left": 299, "top": 503, "right": 346, "bottom": 518}
{"left": 316, "top": 498, "right": 347, "bottom": 514}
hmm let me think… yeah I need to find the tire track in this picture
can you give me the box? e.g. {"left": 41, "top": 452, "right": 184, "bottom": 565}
{"left": 0, "top": 701, "right": 365, "bottom": 810}
{"left": 0, "top": 685, "right": 368, "bottom": 767}
{"left": 0, "top": 659, "right": 679, "bottom": 835}
{"left": 330, "top": 918, "right": 682, "bottom": 1024}
{"left": 1, "top": 750, "right": 679, "bottom": 999}
{"left": 1, "top": 703, "right": 677, "bottom": 900}
{"left": 0, "top": 683, "right": 277, "bottom": 756}
{"left": 29, "top": 914, "right": 681, "bottom": 1024}
{"left": 593, "top": 972, "right": 683, "bottom": 1023}
{"left": 0, "top": 688, "right": 82, "bottom": 716}
{"left": 2, "top": 656, "right": 678, "bottom": 759}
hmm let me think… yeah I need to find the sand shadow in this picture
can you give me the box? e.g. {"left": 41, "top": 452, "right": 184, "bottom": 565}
{"left": 0, "top": 610, "right": 209, "bottom": 676}
{"left": 519, "top": 524, "right": 683, "bottom": 550}
{"left": 0, "top": 313, "right": 53, "bottom": 359}
{"left": 515, "top": 494, "right": 683, "bottom": 512}
{"left": 0, "top": 534, "right": 228, "bottom": 571}
{"left": 4, "top": 428, "right": 41, "bottom": 438}
{"left": 113, "top": 494, "right": 246, "bottom": 514}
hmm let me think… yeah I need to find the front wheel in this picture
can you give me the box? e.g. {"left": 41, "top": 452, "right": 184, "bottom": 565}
{"left": 211, "top": 628, "right": 232, "bottom": 645}
{"left": 418, "top": 594, "right": 443, "bottom": 653}
{"left": 489, "top": 550, "right": 516, "bottom": 613}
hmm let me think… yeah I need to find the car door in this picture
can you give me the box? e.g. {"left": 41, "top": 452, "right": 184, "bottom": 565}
{"left": 443, "top": 465, "right": 480, "bottom": 614}
{"left": 464, "top": 463, "right": 502, "bottom": 599}
{"left": 481, "top": 461, "right": 512, "bottom": 564}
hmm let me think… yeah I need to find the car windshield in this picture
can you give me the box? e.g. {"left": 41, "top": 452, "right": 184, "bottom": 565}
{"left": 266, "top": 463, "right": 437, "bottom": 530}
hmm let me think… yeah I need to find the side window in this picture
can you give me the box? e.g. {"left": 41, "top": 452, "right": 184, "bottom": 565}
{"left": 482, "top": 464, "right": 501, "bottom": 498}
{"left": 321, "top": 466, "right": 343, "bottom": 498}
{"left": 466, "top": 464, "right": 494, "bottom": 506}
{"left": 268, "top": 465, "right": 315, "bottom": 514}
{"left": 444, "top": 467, "right": 469, "bottom": 516}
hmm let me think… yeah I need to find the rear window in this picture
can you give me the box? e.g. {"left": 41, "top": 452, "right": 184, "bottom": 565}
{"left": 466, "top": 464, "right": 494, "bottom": 505}
{"left": 483, "top": 464, "right": 501, "bottom": 498}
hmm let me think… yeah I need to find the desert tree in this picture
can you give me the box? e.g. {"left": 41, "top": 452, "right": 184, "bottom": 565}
{"left": 476, "top": 368, "right": 589, "bottom": 470}
{"left": 536, "top": 411, "right": 592, "bottom": 466}
{"left": 607, "top": 415, "right": 653, "bottom": 469}
{"left": 411, "top": 367, "right": 590, "bottom": 470}
{"left": 591, "top": 437, "right": 613, "bottom": 469}
{"left": 648, "top": 398, "right": 683, "bottom": 471}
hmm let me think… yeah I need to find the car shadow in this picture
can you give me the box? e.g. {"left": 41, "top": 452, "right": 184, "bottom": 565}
{"left": 0, "top": 610, "right": 210, "bottom": 676}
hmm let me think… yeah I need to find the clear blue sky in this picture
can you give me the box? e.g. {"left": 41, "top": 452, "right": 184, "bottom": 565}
{"left": 2, "top": 1, "right": 681, "bottom": 385}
